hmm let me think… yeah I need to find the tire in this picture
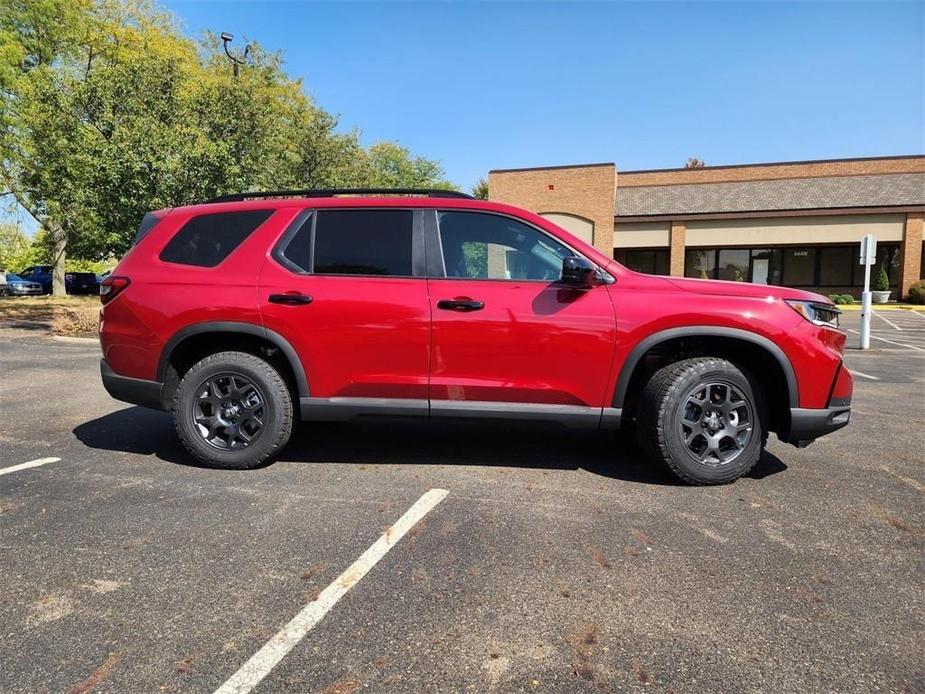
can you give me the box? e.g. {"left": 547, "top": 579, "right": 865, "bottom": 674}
{"left": 173, "top": 351, "right": 294, "bottom": 469}
{"left": 636, "top": 357, "right": 764, "bottom": 485}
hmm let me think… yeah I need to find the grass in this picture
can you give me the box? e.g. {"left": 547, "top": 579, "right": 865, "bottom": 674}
{"left": 0, "top": 295, "right": 99, "bottom": 337}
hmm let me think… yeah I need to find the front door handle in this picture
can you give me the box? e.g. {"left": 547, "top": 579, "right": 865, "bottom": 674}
{"left": 437, "top": 299, "right": 484, "bottom": 312}
{"left": 269, "top": 293, "right": 313, "bottom": 306}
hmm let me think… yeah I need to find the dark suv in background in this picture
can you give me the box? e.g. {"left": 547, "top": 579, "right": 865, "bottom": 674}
{"left": 18, "top": 265, "right": 100, "bottom": 295}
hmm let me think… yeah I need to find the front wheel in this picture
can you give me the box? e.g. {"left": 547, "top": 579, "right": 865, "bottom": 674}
{"left": 637, "top": 357, "right": 764, "bottom": 485}
{"left": 173, "top": 351, "right": 294, "bottom": 469}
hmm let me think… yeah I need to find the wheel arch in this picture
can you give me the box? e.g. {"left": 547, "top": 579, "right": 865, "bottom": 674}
{"left": 614, "top": 327, "right": 798, "bottom": 431}
{"left": 157, "top": 322, "right": 309, "bottom": 402}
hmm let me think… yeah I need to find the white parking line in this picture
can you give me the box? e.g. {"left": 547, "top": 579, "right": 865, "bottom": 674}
{"left": 872, "top": 310, "right": 902, "bottom": 331}
{"left": 213, "top": 488, "right": 449, "bottom": 694}
{"left": 0, "top": 457, "right": 61, "bottom": 477}
{"left": 847, "top": 329, "right": 925, "bottom": 353}
{"left": 848, "top": 369, "right": 880, "bottom": 381}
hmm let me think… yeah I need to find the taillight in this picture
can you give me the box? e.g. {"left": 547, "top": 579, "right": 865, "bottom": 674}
{"left": 100, "top": 276, "right": 130, "bottom": 305}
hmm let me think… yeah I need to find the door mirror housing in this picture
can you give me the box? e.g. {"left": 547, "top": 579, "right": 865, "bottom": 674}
{"left": 560, "top": 256, "right": 599, "bottom": 288}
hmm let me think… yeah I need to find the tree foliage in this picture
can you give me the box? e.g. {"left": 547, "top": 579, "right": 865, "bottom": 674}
{"left": 471, "top": 178, "right": 489, "bottom": 200}
{"left": 684, "top": 157, "right": 706, "bottom": 169}
{"left": 0, "top": 0, "right": 454, "bottom": 293}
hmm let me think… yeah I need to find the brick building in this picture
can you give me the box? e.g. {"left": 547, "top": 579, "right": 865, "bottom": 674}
{"left": 488, "top": 155, "right": 925, "bottom": 297}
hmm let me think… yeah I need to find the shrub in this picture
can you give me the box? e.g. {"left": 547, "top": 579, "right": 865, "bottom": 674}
{"left": 873, "top": 262, "right": 890, "bottom": 292}
{"left": 834, "top": 294, "right": 854, "bottom": 305}
{"left": 827, "top": 294, "right": 840, "bottom": 303}
{"left": 907, "top": 280, "right": 925, "bottom": 305}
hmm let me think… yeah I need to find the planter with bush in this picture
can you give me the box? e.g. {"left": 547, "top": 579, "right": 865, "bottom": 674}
{"left": 871, "top": 263, "right": 892, "bottom": 304}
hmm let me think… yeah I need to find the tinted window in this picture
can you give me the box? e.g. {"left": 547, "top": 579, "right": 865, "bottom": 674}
{"left": 782, "top": 248, "right": 816, "bottom": 285}
{"left": 160, "top": 210, "right": 272, "bottom": 267}
{"left": 819, "top": 246, "right": 854, "bottom": 286}
{"left": 685, "top": 249, "right": 717, "bottom": 279}
{"left": 616, "top": 249, "right": 669, "bottom": 275}
{"left": 439, "top": 211, "right": 572, "bottom": 281}
{"left": 278, "top": 213, "right": 314, "bottom": 272}
{"left": 313, "top": 209, "right": 413, "bottom": 276}
{"left": 717, "top": 249, "right": 749, "bottom": 282}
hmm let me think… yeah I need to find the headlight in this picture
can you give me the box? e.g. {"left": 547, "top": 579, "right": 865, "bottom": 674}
{"left": 786, "top": 300, "right": 840, "bottom": 329}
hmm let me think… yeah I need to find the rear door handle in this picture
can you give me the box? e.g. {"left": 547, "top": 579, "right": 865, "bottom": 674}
{"left": 268, "top": 293, "right": 313, "bottom": 306}
{"left": 437, "top": 299, "right": 484, "bottom": 312}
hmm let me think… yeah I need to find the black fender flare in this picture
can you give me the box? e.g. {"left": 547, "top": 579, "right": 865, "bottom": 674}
{"left": 157, "top": 321, "right": 309, "bottom": 396}
{"left": 611, "top": 326, "right": 799, "bottom": 409}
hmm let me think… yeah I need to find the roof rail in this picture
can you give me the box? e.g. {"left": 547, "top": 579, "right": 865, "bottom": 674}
{"left": 207, "top": 188, "right": 473, "bottom": 203}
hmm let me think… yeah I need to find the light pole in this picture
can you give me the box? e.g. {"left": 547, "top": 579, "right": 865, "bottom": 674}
{"left": 221, "top": 32, "right": 250, "bottom": 78}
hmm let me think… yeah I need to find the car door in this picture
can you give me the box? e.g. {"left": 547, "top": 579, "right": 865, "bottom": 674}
{"left": 258, "top": 206, "right": 431, "bottom": 418}
{"left": 425, "top": 209, "right": 617, "bottom": 420}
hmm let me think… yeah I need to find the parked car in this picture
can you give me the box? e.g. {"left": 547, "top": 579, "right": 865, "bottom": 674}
{"left": 2, "top": 272, "right": 44, "bottom": 296}
{"left": 18, "top": 265, "right": 100, "bottom": 295}
{"left": 98, "top": 189, "right": 852, "bottom": 484}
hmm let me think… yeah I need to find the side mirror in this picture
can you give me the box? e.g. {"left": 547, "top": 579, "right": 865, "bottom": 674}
{"left": 560, "top": 256, "right": 599, "bottom": 288}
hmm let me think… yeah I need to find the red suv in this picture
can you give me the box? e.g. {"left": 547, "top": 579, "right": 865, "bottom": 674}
{"left": 99, "top": 189, "right": 852, "bottom": 484}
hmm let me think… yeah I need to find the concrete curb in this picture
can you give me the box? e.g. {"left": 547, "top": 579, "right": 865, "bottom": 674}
{"left": 50, "top": 335, "right": 99, "bottom": 345}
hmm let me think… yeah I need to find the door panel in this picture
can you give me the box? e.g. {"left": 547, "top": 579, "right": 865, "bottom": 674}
{"left": 258, "top": 208, "right": 430, "bottom": 400}
{"left": 428, "top": 279, "right": 616, "bottom": 406}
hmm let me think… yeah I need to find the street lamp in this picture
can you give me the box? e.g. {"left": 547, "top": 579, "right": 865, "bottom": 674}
{"left": 220, "top": 32, "right": 250, "bottom": 78}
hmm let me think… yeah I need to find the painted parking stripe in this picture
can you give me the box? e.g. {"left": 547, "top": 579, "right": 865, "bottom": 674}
{"left": 0, "top": 457, "right": 61, "bottom": 477}
{"left": 213, "top": 488, "right": 449, "bottom": 694}
{"left": 872, "top": 310, "right": 902, "bottom": 331}
{"left": 848, "top": 369, "right": 880, "bottom": 381}
{"left": 847, "top": 329, "right": 925, "bottom": 353}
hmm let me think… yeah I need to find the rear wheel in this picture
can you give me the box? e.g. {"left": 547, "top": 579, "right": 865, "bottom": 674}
{"left": 637, "top": 357, "right": 764, "bottom": 485}
{"left": 173, "top": 351, "right": 293, "bottom": 469}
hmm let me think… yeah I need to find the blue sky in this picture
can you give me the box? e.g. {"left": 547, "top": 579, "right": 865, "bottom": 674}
{"left": 5, "top": 1, "right": 923, "bottom": 232}
{"left": 160, "top": 0, "right": 924, "bottom": 190}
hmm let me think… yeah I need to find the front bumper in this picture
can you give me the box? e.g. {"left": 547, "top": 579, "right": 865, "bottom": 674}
{"left": 781, "top": 406, "right": 851, "bottom": 447}
{"left": 100, "top": 359, "right": 166, "bottom": 410}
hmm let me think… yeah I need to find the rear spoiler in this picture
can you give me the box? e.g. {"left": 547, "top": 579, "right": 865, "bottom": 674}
{"left": 133, "top": 209, "right": 171, "bottom": 245}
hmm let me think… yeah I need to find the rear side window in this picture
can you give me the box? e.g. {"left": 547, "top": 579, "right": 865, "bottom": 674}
{"left": 159, "top": 210, "right": 272, "bottom": 267}
{"left": 311, "top": 209, "right": 413, "bottom": 276}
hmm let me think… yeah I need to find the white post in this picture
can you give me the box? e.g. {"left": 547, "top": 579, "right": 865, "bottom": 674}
{"left": 859, "top": 234, "right": 876, "bottom": 350}
{"left": 860, "top": 261, "right": 871, "bottom": 350}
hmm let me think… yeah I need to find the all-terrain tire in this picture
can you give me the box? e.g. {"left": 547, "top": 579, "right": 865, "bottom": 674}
{"left": 173, "top": 351, "right": 294, "bottom": 469}
{"left": 636, "top": 357, "right": 764, "bottom": 485}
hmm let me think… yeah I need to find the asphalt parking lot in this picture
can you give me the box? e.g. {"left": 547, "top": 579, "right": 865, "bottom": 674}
{"left": 0, "top": 311, "right": 923, "bottom": 693}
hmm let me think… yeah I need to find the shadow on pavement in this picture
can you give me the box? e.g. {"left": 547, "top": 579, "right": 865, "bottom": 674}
{"left": 73, "top": 406, "right": 787, "bottom": 486}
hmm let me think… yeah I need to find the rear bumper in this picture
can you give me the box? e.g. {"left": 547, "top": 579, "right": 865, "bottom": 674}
{"left": 100, "top": 359, "right": 165, "bottom": 410}
{"left": 781, "top": 406, "right": 851, "bottom": 447}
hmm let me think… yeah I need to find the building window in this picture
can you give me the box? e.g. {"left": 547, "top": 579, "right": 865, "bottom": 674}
{"left": 717, "top": 249, "right": 750, "bottom": 282}
{"left": 684, "top": 249, "right": 717, "bottom": 280}
{"left": 781, "top": 248, "right": 816, "bottom": 286}
{"left": 750, "top": 248, "right": 783, "bottom": 285}
{"left": 680, "top": 243, "right": 901, "bottom": 289}
{"left": 615, "top": 249, "right": 669, "bottom": 275}
{"left": 819, "top": 246, "right": 855, "bottom": 286}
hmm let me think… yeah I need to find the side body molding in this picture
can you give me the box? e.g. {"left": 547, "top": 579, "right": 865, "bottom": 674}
{"left": 157, "top": 321, "right": 310, "bottom": 396}
{"left": 611, "top": 326, "right": 799, "bottom": 409}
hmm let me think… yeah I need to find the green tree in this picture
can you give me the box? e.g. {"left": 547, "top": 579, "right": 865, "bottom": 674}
{"left": 1, "top": 0, "right": 454, "bottom": 295}
{"left": 471, "top": 178, "right": 489, "bottom": 200}
{"left": 0, "top": 222, "right": 38, "bottom": 272}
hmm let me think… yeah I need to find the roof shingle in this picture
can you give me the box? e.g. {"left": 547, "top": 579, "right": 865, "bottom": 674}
{"left": 615, "top": 173, "right": 925, "bottom": 217}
